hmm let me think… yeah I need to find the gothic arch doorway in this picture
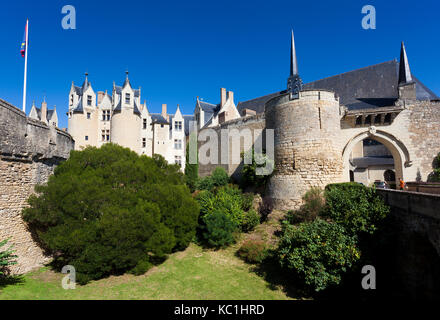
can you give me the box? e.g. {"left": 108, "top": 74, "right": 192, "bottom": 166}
{"left": 342, "top": 129, "right": 412, "bottom": 186}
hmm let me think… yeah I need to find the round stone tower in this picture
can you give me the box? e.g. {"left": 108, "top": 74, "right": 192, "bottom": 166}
{"left": 265, "top": 89, "right": 344, "bottom": 210}
{"left": 111, "top": 107, "right": 141, "bottom": 154}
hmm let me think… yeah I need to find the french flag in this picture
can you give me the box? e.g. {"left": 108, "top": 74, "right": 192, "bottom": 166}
{"left": 20, "top": 21, "right": 28, "bottom": 57}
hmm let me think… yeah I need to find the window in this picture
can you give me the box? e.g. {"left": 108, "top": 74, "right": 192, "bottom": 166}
{"left": 87, "top": 95, "right": 92, "bottom": 106}
{"left": 143, "top": 119, "right": 147, "bottom": 129}
{"left": 174, "top": 139, "right": 182, "bottom": 150}
{"left": 106, "top": 130, "right": 110, "bottom": 141}
{"left": 161, "top": 124, "right": 164, "bottom": 128}
{"left": 85, "top": 136, "right": 89, "bottom": 141}
{"left": 175, "top": 156, "right": 182, "bottom": 167}
{"left": 175, "top": 121, "right": 182, "bottom": 131}
{"left": 87, "top": 112, "right": 91, "bottom": 119}
{"left": 142, "top": 138, "right": 146, "bottom": 148}
{"left": 125, "top": 93, "right": 130, "bottom": 104}
{"left": 102, "top": 110, "right": 110, "bottom": 121}
{"left": 70, "top": 95, "right": 73, "bottom": 106}
{"left": 102, "top": 130, "right": 105, "bottom": 141}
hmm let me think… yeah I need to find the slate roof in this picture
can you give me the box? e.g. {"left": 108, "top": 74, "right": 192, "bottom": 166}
{"left": 237, "top": 60, "right": 439, "bottom": 114}
{"left": 150, "top": 113, "right": 169, "bottom": 124}
{"left": 114, "top": 85, "right": 140, "bottom": 97}
{"left": 32, "top": 107, "right": 56, "bottom": 120}
{"left": 183, "top": 115, "right": 195, "bottom": 136}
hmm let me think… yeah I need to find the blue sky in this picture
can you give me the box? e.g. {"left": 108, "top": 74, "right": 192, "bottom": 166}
{"left": 1, "top": 0, "right": 439, "bottom": 129}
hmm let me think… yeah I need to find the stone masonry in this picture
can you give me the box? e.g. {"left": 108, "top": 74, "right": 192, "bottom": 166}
{"left": 0, "top": 99, "right": 74, "bottom": 274}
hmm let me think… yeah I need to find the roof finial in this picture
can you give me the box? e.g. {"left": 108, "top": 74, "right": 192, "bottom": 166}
{"left": 287, "top": 29, "right": 302, "bottom": 98}
{"left": 399, "top": 41, "right": 413, "bottom": 85}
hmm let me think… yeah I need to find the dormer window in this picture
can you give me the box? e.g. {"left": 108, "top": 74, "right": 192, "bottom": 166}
{"left": 70, "top": 95, "right": 73, "bottom": 106}
{"left": 143, "top": 119, "right": 147, "bottom": 129}
{"left": 125, "top": 93, "right": 130, "bottom": 104}
{"left": 87, "top": 95, "right": 92, "bottom": 106}
{"left": 87, "top": 112, "right": 91, "bottom": 119}
{"left": 175, "top": 121, "right": 182, "bottom": 131}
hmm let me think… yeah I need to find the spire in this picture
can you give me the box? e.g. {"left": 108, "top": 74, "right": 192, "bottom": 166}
{"left": 82, "top": 72, "right": 90, "bottom": 89}
{"left": 399, "top": 42, "right": 413, "bottom": 85}
{"left": 123, "top": 70, "right": 131, "bottom": 88}
{"left": 290, "top": 29, "right": 298, "bottom": 76}
{"left": 287, "top": 30, "right": 302, "bottom": 97}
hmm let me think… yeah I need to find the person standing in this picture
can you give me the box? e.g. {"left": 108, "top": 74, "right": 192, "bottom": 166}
{"left": 399, "top": 178, "right": 406, "bottom": 190}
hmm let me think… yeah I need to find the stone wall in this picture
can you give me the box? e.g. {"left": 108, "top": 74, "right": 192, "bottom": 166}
{"left": 0, "top": 98, "right": 74, "bottom": 274}
{"left": 197, "top": 114, "right": 266, "bottom": 180}
{"left": 376, "top": 189, "right": 440, "bottom": 300}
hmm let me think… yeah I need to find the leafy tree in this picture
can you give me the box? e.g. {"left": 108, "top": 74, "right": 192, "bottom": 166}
{"left": 428, "top": 152, "right": 440, "bottom": 182}
{"left": 202, "top": 210, "right": 237, "bottom": 248}
{"left": 22, "top": 144, "right": 199, "bottom": 284}
{"left": 238, "top": 239, "right": 267, "bottom": 264}
{"left": 184, "top": 136, "right": 199, "bottom": 192}
{"left": 321, "top": 183, "right": 389, "bottom": 237}
{"left": 240, "top": 148, "right": 274, "bottom": 191}
{"left": 0, "top": 239, "right": 17, "bottom": 277}
{"left": 277, "top": 219, "right": 360, "bottom": 292}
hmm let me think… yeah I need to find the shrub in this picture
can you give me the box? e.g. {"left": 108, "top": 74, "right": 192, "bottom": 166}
{"left": 322, "top": 183, "right": 389, "bottom": 236}
{"left": 277, "top": 219, "right": 360, "bottom": 292}
{"left": 428, "top": 152, "right": 440, "bottom": 182}
{"left": 22, "top": 144, "right": 199, "bottom": 284}
{"left": 0, "top": 239, "right": 17, "bottom": 277}
{"left": 211, "top": 167, "right": 229, "bottom": 187}
{"left": 238, "top": 239, "right": 267, "bottom": 263}
{"left": 240, "top": 149, "right": 274, "bottom": 191}
{"left": 242, "top": 209, "right": 260, "bottom": 233}
{"left": 202, "top": 211, "right": 237, "bottom": 248}
{"left": 196, "top": 176, "right": 214, "bottom": 191}
{"left": 184, "top": 139, "right": 198, "bottom": 192}
{"left": 287, "top": 187, "right": 325, "bottom": 224}
{"left": 241, "top": 193, "right": 254, "bottom": 211}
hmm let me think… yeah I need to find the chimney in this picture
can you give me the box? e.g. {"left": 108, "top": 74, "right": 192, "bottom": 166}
{"left": 97, "top": 91, "right": 105, "bottom": 105}
{"left": 227, "top": 91, "right": 234, "bottom": 103}
{"left": 162, "top": 103, "right": 167, "bottom": 119}
{"left": 220, "top": 88, "right": 227, "bottom": 107}
{"left": 41, "top": 100, "right": 47, "bottom": 123}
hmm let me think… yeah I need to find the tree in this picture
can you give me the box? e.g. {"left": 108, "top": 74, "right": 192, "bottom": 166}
{"left": 184, "top": 135, "right": 199, "bottom": 192}
{"left": 0, "top": 239, "right": 17, "bottom": 277}
{"left": 22, "top": 144, "right": 199, "bottom": 284}
{"left": 428, "top": 152, "right": 440, "bottom": 182}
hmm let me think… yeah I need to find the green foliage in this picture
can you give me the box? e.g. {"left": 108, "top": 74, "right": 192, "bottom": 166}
{"left": 22, "top": 144, "right": 199, "bottom": 284}
{"left": 0, "top": 239, "right": 17, "bottom": 276}
{"left": 241, "top": 193, "right": 254, "bottom": 211}
{"left": 287, "top": 187, "right": 325, "bottom": 224}
{"left": 197, "top": 185, "right": 245, "bottom": 226}
{"left": 322, "top": 183, "right": 389, "bottom": 236}
{"left": 184, "top": 137, "right": 199, "bottom": 192}
{"left": 240, "top": 149, "right": 274, "bottom": 190}
{"left": 237, "top": 239, "right": 267, "bottom": 264}
{"left": 428, "top": 152, "right": 440, "bottom": 182}
{"left": 202, "top": 211, "right": 237, "bottom": 248}
{"left": 277, "top": 219, "right": 360, "bottom": 292}
{"left": 242, "top": 209, "right": 260, "bottom": 233}
{"left": 196, "top": 167, "right": 229, "bottom": 191}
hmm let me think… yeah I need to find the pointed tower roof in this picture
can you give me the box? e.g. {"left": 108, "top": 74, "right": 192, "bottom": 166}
{"left": 290, "top": 29, "right": 298, "bottom": 76}
{"left": 82, "top": 72, "right": 90, "bottom": 90}
{"left": 399, "top": 42, "right": 413, "bottom": 85}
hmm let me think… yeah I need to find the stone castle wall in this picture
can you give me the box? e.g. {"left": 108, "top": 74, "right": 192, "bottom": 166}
{"left": 0, "top": 99, "right": 74, "bottom": 274}
{"left": 265, "top": 90, "right": 344, "bottom": 210}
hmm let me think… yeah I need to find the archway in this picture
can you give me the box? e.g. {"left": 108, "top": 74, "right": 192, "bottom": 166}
{"left": 342, "top": 129, "right": 412, "bottom": 186}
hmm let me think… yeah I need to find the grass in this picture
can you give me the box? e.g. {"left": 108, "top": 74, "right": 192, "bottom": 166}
{"left": 0, "top": 243, "right": 292, "bottom": 300}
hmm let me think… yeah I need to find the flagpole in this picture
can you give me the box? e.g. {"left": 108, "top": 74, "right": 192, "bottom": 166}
{"left": 22, "top": 19, "right": 28, "bottom": 113}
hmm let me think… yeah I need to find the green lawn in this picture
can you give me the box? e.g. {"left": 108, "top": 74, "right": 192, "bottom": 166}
{"left": 0, "top": 243, "right": 292, "bottom": 300}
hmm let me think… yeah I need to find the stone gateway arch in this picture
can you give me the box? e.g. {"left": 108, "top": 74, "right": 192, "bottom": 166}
{"left": 197, "top": 38, "right": 440, "bottom": 210}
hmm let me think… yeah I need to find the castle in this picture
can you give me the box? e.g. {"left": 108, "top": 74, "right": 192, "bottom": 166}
{"left": 67, "top": 72, "right": 193, "bottom": 170}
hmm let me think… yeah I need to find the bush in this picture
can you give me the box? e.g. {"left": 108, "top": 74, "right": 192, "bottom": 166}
{"left": 428, "top": 152, "right": 440, "bottom": 182}
{"left": 322, "top": 183, "right": 389, "bottom": 236}
{"left": 238, "top": 239, "right": 267, "bottom": 263}
{"left": 211, "top": 167, "right": 229, "bottom": 187}
{"left": 242, "top": 209, "right": 260, "bottom": 233}
{"left": 184, "top": 139, "right": 198, "bottom": 192}
{"left": 22, "top": 144, "right": 199, "bottom": 284}
{"left": 240, "top": 149, "right": 274, "bottom": 191}
{"left": 0, "top": 239, "right": 17, "bottom": 277}
{"left": 287, "top": 187, "right": 325, "bottom": 224}
{"left": 277, "top": 219, "right": 360, "bottom": 292}
{"left": 202, "top": 211, "right": 237, "bottom": 248}
{"left": 241, "top": 193, "right": 254, "bottom": 211}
